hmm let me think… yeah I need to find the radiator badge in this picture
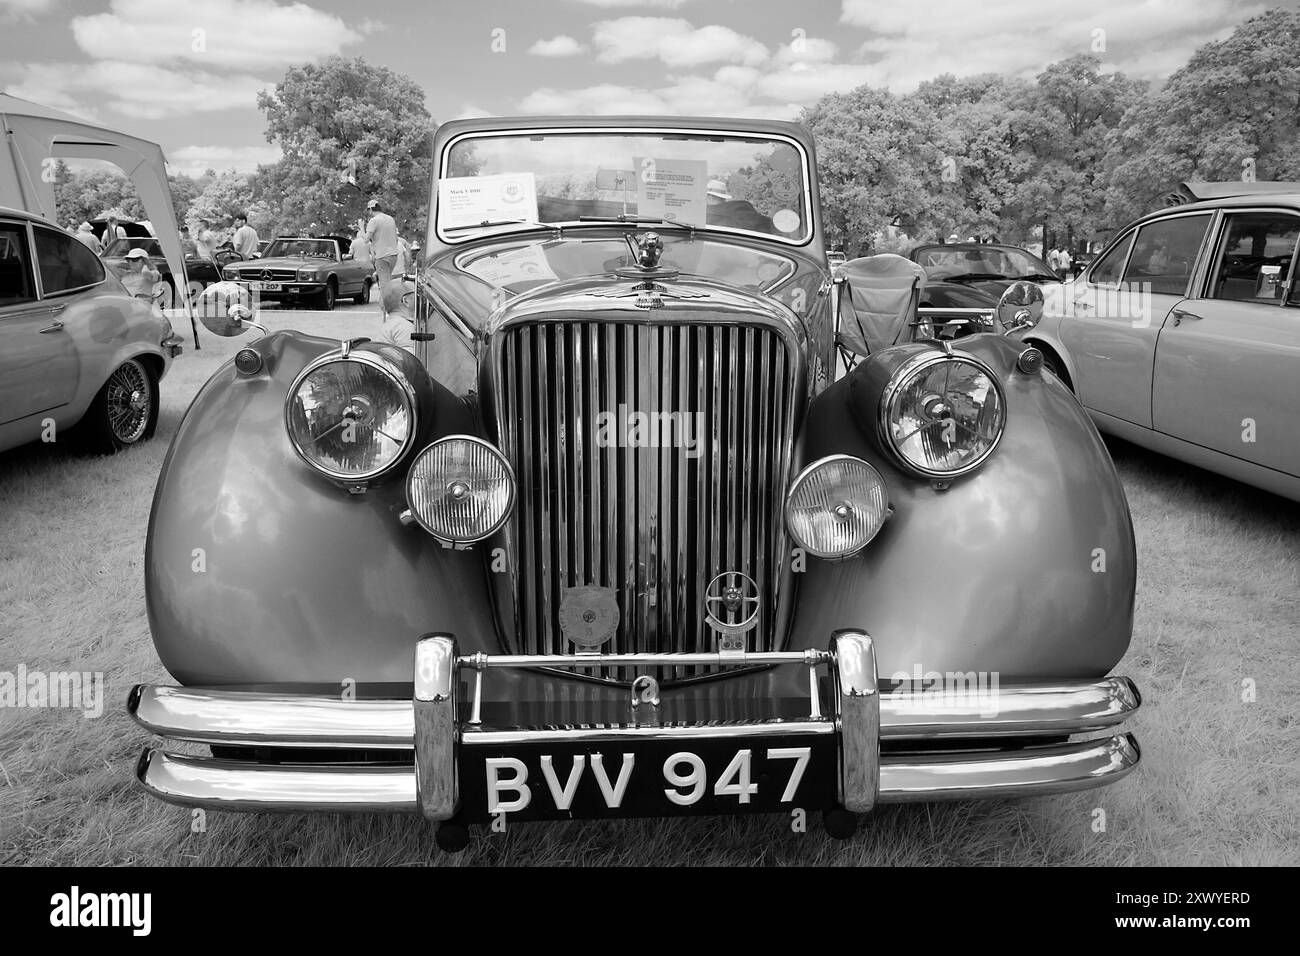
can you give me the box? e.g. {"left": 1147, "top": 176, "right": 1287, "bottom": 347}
{"left": 559, "top": 586, "right": 620, "bottom": 653}
{"left": 704, "top": 571, "right": 760, "bottom": 654}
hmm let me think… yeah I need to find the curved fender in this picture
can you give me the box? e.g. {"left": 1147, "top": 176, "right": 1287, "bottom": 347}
{"left": 790, "top": 335, "right": 1135, "bottom": 680}
{"left": 146, "top": 330, "right": 498, "bottom": 687}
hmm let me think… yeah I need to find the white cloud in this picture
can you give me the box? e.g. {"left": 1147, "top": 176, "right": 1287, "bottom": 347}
{"left": 529, "top": 35, "right": 587, "bottom": 57}
{"left": 519, "top": 66, "right": 804, "bottom": 120}
{"left": 168, "top": 144, "right": 282, "bottom": 176}
{"left": 839, "top": 0, "right": 1268, "bottom": 89}
{"left": 593, "top": 18, "right": 769, "bottom": 67}
{"left": 568, "top": 0, "right": 697, "bottom": 7}
{"left": 72, "top": 0, "right": 364, "bottom": 71}
{"left": 0, "top": 0, "right": 57, "bottom": 19}
{"left": 7, "top": 61, "right": 268, "bottom": 119}
{"left": 452, "top": 103, "right": 494, "bottom": 119}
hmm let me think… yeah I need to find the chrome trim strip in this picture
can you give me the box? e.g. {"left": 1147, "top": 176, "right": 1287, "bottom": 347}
{"left": 128, "top": 684, "right": 412, "bottom": 748}
{"left": 880, "top": 676, "right": 1141, "bottom": 738}
{"left": 833, "top": 631, "right": 880, "bottom": 813}
{"left": 413, "top": 635, "right": 459, "bottom": 820}
{"left": 877, "top": 733, "right": 1141, "bottom": 802}
{"left": 135, "top": 748, "right": 417, "bottom": 812}
{"left": 462, "top": 720, "right": 834, "bottom": 745}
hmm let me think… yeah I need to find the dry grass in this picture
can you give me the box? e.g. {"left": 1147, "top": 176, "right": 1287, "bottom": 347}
{"left": 2, "top": 307, "right": 1298, "bottom": 866}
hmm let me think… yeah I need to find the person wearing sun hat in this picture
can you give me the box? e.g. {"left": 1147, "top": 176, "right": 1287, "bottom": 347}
{"left": 74, "top": 222, "right": 102, "bottom": 255}
{"left": 118, "top": 246, "right": 161, "bottom": 298}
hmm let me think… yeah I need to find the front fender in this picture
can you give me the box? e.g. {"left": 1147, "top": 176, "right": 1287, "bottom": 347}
{"left": 145, "top": 330, "right": 499, "bottom": 687}
{"left": 790, "top": 334, "right": 1135, "bottom": 679}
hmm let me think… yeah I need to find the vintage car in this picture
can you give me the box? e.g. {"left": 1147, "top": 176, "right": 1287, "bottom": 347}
{"left": 102, "top": 235, "right": 242, "bottom": 308}
{"left": 221, "top": 235, "right": 373, "bottom": 310}
{"left": 1021, "top": 183, "right": 1300, "bottom": 502}
{"left": 910, "top": 242, "right": 1063, "bottom": 297}
{"left": 0, "top": 206, "right": 182, "bottom": 455}
{"left": 129, "top": 116, "right": 1140, "bottom": 849}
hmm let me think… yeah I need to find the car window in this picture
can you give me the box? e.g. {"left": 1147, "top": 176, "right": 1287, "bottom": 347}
{"left": 1208, "top": 211, "right": 1299, "bottom": 306}
{"left": 33, "top": 226, "right": 105, "bottom": 295}
{"left": 1089, "top": 231, "right": 1132, "bottom": 286}
{"left": 1123, "top": 214, "right": 1211, "bottom": 295}
{"left": 0, "top": 224, "right": 37, "bottom": 305}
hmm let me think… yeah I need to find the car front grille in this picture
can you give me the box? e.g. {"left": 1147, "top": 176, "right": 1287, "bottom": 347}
{"left": 238, "top": 269, "right": 297, "bottom": 281}
{"left": 493, "top": 319, "right": 800, "bottom": 679}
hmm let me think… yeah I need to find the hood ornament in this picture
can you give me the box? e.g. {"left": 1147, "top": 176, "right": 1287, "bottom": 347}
{"left": 592, "top": 231, "right": 708, "bottom": 308}
{"left": 613, "top": 231, "right": 680, "bottom": 282}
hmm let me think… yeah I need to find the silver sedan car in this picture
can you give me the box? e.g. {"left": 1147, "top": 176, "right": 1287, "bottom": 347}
{"left": 0, "top": 206, "right": 182, "bottom": 455}
{"left": 1023, "top": 185, "right": 1300, "bottom": 502}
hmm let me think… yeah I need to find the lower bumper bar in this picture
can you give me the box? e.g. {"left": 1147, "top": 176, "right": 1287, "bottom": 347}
{"left": 129, "top": 632, "right": 1141, "bottom": 821}
{"left": 137, "top": 733, "right": 1139, "bottom": 814}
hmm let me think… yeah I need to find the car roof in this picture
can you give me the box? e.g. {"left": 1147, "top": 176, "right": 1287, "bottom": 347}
{"left": 0, "top": 205, "right": 60, "bottom": 225}
{"left": 1132, "top": 191, "right": 1300, "bottom": 224}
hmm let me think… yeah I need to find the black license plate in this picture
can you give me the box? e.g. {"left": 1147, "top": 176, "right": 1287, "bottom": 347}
{"left": 458, "top": 731, "right": 838, "bottom": 823}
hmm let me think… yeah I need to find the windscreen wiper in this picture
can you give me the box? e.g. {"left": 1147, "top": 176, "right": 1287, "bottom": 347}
{"left": 442, "top": 219, "right": 546, "bottom": 232}
{"left": 578, "top": 215, "right": 664, "bottom": 224}
{"left": 943, "top": 272, "right": 1008, "bottom": 281}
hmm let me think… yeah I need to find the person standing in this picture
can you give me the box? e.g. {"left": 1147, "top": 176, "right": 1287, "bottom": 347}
{"left": 365, "top": 199, "right": 399, "bottom": 316}
{"left": 231, "top": 213, "right": 259, "bottom": 259}
{"left": 103, "top": 215, "right": 126, "bottom": 248}
{"left": 74, "top": 222, "right": 103, "bottom": 255}
{"left": 193, "top": 218, "right": 216, "bottom": 261}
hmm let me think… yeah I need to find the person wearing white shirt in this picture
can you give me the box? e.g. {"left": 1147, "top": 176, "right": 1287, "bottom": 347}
{"left": 365, "top": 199, "right": 399, "bottom": 316}
{"left": 74, "top": 222, "right": 102, "bottom": 255}
{"left": 231, "top": 213, "right": 259, "bottom": 259}
{"left": 193, "top": 218, "right": 216, "bottom": 261}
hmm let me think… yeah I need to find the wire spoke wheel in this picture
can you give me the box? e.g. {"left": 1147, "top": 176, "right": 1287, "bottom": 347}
{"left": 105, "top": 360, "right": 151, "bottom": 444}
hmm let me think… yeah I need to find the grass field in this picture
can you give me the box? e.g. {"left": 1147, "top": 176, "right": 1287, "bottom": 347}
{"left": 2, "top": 307, "right": 1298, "bottom": 866}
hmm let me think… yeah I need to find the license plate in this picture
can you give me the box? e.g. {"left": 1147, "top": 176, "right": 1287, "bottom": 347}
{"left": 458, "top": 732, "right": 837, "bottom": 822}
{"left": 249, "top": 281, "right": 281, "bottom": 291}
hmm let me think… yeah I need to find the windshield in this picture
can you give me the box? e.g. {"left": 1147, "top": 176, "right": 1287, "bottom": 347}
{"left": 437, "top": 130, "right": 812, "bottom": 243}
{"left": 265, "top": 239, "right": 337, "bottom": 260}
{"left": 915, "top": 246, "right": 1058, "bottom": 280}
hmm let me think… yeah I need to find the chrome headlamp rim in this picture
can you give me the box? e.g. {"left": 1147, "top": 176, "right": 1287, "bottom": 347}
{"left": 877, "top": 349, "right": 1006, "bottom": 480}
{"left": 405, "top": 434, "right": 517, "bottom": 544}
{"left": 784, "top": 453, "right": 890, "bottom": 559}
{"left": 283, "top": 348, "right": 419, "bottom": 483}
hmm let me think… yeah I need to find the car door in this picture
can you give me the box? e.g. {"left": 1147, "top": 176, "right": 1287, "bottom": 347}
{"left": 1152, "top": 207, "right": 1300, "bottom": 476}
{"left": 1060, "top": 212, "right": 1214, "bottom": 427}
{"left": 0, "top": 219, "right": 78, "bottom": 428}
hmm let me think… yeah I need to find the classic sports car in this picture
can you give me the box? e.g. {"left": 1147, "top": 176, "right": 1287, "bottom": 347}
{"left": 102, "top": 236, "right": 241, "bottom": 308}
{"left": 1021, "top": 183, "right": 1300, "bottom": 502}
{"left": 0, "top": 206, "right": 181, "bottom": 455}
{"left": 221, "top": 235, "right": 373, "bottom": 310}
{"left": 130, "top": 116, "right": 1140, "bottom": 849}
{"left": 910, "top": 242, "right": 1063, "bottom": 297}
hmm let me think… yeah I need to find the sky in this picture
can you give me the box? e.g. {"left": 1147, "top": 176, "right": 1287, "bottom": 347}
{"left": 0, "top": 0, "right": 1290, "bottom": 178}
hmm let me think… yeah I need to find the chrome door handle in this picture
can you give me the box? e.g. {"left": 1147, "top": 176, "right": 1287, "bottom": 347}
{"left": 1171, "top": 309, "right": 1201, "bottom": 326}
{"left": 38, "top": 319, "right": 65, "bottom": 333}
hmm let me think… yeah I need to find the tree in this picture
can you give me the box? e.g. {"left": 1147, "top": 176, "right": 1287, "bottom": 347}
{"left": 800, "top": 85, "right": 948, "bottom": 255}
{"left": 186, "top": 170, "right": 276, "bottom": 241}
{"left": 1103, "top": 11, "right": 1300, "bottom": 226}
{"left": 256, "top": 56, "right": 435, "bottom": 235}
{"left": 52, "top": 164, "right": 145, "bottom": 224}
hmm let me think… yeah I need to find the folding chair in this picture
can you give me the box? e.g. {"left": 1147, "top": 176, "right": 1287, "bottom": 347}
{"left": 835, "top": 254, "right": 926, "bottom": 373}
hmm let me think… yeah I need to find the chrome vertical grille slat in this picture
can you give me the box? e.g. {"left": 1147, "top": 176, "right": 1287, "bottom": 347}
{"left": 496, "top": 319, "right": 797, "bottom": 679}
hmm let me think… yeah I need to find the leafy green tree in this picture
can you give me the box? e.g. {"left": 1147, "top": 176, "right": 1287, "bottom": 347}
{"left": 1104, "top": 10, "right": 1300, "bottom": 226}
{"left": 52, "top": 163, "right": 145, "bottom": 223}
{"left": 800, "top": 86, "right": 947, "bottom": 256}
{"left": 186, "top": 170, "right": 276, "bottom": 241}
{"left": 256, "top": 56, "right": 435, "bottom": 235}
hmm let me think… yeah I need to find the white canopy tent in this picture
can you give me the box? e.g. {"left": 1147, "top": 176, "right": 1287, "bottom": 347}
{"left": 0, "top": 93, "right": 198, "bottom": 346}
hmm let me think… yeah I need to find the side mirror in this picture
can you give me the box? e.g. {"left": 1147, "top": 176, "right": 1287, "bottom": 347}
{"left": 342, "top": 252, "right": 353, "bottom": 260}
{"left": 195, "top": 281, "right": 265, "bottom": 338}
{"left": 997, "top": 280, "right": 1044, "bottom": 335}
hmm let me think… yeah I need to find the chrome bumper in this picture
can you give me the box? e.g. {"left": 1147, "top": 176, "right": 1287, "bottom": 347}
{"left": 130, "top": 632, "right": 1141, "bottom": 819}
